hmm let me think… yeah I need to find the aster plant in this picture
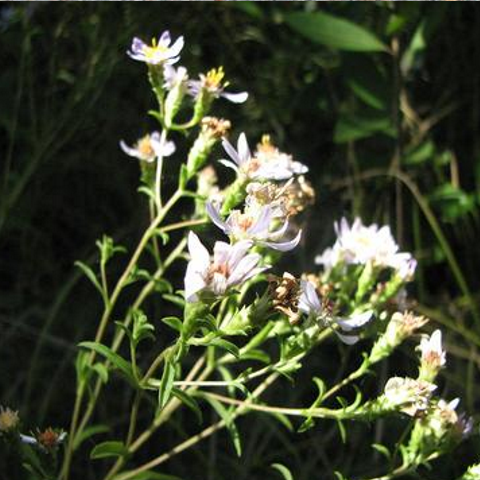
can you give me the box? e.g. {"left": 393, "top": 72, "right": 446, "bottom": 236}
{"left": 4, "top": 30, "right": 478, "bottom": 480}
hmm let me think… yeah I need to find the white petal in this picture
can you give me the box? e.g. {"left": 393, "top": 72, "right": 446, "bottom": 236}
{"left": 263, "top": 230, "right": 302, "bottom": 252}
{"left": 159, "top": 30, "right": 171, "bottom": 46}
{"left": 168, "top": 36, "right": 185, "bottom": 58}
{"left": 184, "top": 261, "right": 207, "bottom": 303}
{"left": 187, "top": 232, "right": 210, "bottom": 269}
{"left": 228, "top": 253, "right": 261, "bottom": 286}
{"left": 248, "top": 206, "right": 272, "bottom": 236}
{"left": 222, "top": 138, "right": 241, "bottom": 165}
{"left": 119, "top": 140, "right": 140, "bottom": 159}
{"left": 336, "top": 332, "right": 360, "bottom": 345}
{"left": 221, "top": 91, "right": 249, "bottom": 104}
{"left": 298, "top": 280, "right": 321, "bottom": 314}
{"left": 218, "top": 159, "right": 240, "bottom": 173}
{"left": 237, "top": 133, "right": 251, "bottom": 166}
{"left": 337, "top": 310, "right": 373, "bottom": 332}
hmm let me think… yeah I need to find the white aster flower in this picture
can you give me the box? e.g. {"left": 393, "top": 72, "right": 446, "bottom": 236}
{"left": 188, "top": 66, "right": 248, "bottom": 104}
{"left": 220, "top": 133, "right": 308, "bottom": 181}
{"left": 383, "top": 377, "right": 436, "bottom": 416}
{"left": 297, "top": 279, "right": 373, "bottom": 344}
{"left": 206, "top": 202, "right": 301, "bottom": 252}
{"left": 127, "top": 31, "right": 184, "bottom": 66}
{"left": 315, "top": 217, "right": 416, "bottom": 278}
{"left": 427, "top": 398, "right": 473, "bottom": 440}
{"left": 184, "top": 232, "right": 268, "bottom": 303}
{"left": 120, "top": 132, "right": 175, "bottom": 163}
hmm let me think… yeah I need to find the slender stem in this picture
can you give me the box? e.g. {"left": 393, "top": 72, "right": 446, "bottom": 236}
{"left": 114, "top": 373, "right": 279, "bottom": 480}
{"left": 155, "top": 132, "right": 166, "bottom": 210}
{"left": 161, "top": 218, "right": 208, "bottom": 233}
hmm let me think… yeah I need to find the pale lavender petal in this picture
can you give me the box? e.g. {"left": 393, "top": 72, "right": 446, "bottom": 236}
{"left": 119, "top": 140, "right": 140, "bottom": 159}
{"left": 206, "top": 202, "right": 227, "bottom": 232}
{"left": 184, "top": 261, "right": 207, "bottom": 302}
{"left": 298, "top": 280, "right": 321, "bottom": 314}
{"left": 228, "top": 253, "right": 262, "bottom": 286}
{"left": 168, "top": 36, "right": 184, "bottom": 58}
{"left": 237, "top": 133, "right": 251, "bottom": 166}
{"left": 263, "top": 230, "right": 302, "bottom": 252}
{"left": 218, "top": 159, "right": 240, "bottom": 173}
{"left": 268, "top": 218, "right": 290, "bottom": 241}
{"left": 248, "top": 206, "right": 272, "bottom": 236}
{"left": 221, "top": 91, "right": 249, "bottom": 104}
{"left": 227, "top": 240, "right": 253, "bottom": 270}
{"left": 336, "top": 310, "right": 373, "bottom": 332}
{"left": 159, "top": 30, "right": 171, "bottom": 46}
{"left": 128, "top": 37, "right": 147, "bottom": 58}
{"left": 222, "top": 138, "right": 241, "bottom": 165}
{"left": 213, "top": 241, "right": 231, "bottom": 266}
{"left": 336, "top": 332, "right": 360, "bottom": 345}
{"left": 211, "top": 272, "right": 228, "bottom": 296}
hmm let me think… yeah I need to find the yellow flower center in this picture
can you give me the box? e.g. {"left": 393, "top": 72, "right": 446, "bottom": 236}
{"left": 143, "top": 39, "right": 169, "bottom": 61}
{"left": 136, "top": 136, "right": 155, "bottom": 158}
{"left": 205, "top": 67, "right": 228, "bottom": 90}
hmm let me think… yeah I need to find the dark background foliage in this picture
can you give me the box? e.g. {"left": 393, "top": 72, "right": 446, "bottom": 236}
{"left": 1, "top": 2, "right": 480, "bottom": 479}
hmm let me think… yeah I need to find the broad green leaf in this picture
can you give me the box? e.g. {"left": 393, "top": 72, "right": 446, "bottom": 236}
{"left": 90, "top": 441, "right": 128, "bottom": 460}
{"left": 271, "top": 463, "right": 294, "bottom": 480}
{"left": 158, "top": 361, "right": 176, "bottom": 409}
{"left": 73, "top": 425, "right": 110, "bottom": 451}
{"left": 285, "top": 12, "right": 387, "bottom": 52}
{"left": 78, "top": 341, "right": 135, "bottom": 385}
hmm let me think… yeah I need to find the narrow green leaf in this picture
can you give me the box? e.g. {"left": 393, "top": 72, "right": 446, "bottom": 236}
{"left": 79, "top": 341, "right": 135, "bottom": 385}
{"left": 75, "top": 261, "right": 103, "bottom": 295}
{"left": 90, "top": 441, "right": 127, "bottom": 460}
{"left": 114, "top": 471, "right": 183, "bottom": 480}
{"left": 210, "top": 338, "right": 239, "bottom": 358}
{"left": 285, "top": 11, "right": 387, "bottom": 52}
{"left": 172, "top": 387, "right": 203, "bottom": 423}
{"left": 73, "top": 425, "right": 110, "bottom": 451}
{"left": 158, "top": 361, "right": 176, "bottom": 409}
{"left": 271, "top": 463, "right": 294, "bottom": 480}
{"left": 161, "top": 316, "right": 184, "bottom": 333}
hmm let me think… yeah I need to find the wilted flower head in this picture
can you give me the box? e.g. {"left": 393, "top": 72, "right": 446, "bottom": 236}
{"left": 188, "top": 66, "right": 248, "bottom": 104}
{"left": 120, "top": 132, "right": 175, "bottom": 163}
{"left": 21, "top": 428, "right": 66, "bottom": 451}
{"left": 298, "top": 279, "right": 373, "bottom": 344}
{"left": 184, "top": 232, "right": 268, "bottom": 303}
{"left": 0, "top": 406, "right": 19, "bottom": 433}
{"left": 316, "top": 217, "right": 416, "bottom": 280}
{"left": 200, "top": 116, "right": 232, "bottom": 140}
{"left": 268, "top": 272, "right": 302, "bottom": 324}
{"left": 206, "top": 202, "right": 301, "bottom": 252}
{"left": 220, "top": 133, "right": 308, "bottom": 182}
{"left": 245, "top": 177, "right": 315, "bottom": 219}
{"left": 127, "top": 31, "right": 184, "bottom": 66}
{"left": 383, "top": 377, "right": 436, "bottom": 416}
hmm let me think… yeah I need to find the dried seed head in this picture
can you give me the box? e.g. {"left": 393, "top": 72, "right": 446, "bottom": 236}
{"left": 268, "top": 272, "right": 302, "bottom": 324}
{"left": 201, "top": 116, "right": 231, "bottom": 139}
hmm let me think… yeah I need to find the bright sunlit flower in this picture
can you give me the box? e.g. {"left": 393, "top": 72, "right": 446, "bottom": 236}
{"left": 206, "top": 202, "right": 301, "bottom": 252}
{"left": 127, "top": 31, "right": 184, "bottom": 66}
{"left": 184, "top": 232, "right": 268, "bottom": 303}
{"left": 220, "top": 133, "right": 308, "bottom": 181}
{"left": 316, "top": 217, "right": 416, "bottom": 278}
{"left": 120, "top": 132, "right": 175, "bottom": 162}
{"left": 188, "top": 66, "right": 248, "bottom": 104}
{"left": 298, "top": 279, "right": 373, "bottom": 344}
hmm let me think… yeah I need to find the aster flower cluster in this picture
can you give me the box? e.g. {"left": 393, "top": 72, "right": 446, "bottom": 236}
{"left": 47, "top": 29, "right": 475, "bottom": 480}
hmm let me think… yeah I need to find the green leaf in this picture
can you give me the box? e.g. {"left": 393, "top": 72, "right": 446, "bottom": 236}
{"left": 334, "top": 112, "right": 395, "bottom": 143}
{"left": 271, "top": 463, "right": 294, "bottom": 480}
{"left": 158, "top": 361, "right": 176, "bottom": 409}
{"left": 199, "top": 394, "right": 242, "bottom": 456}
{"left": 90, "top": 441, "right": 128, "bottom": 460}
{"left": 73, "top": 425, "right": 110, "bottom": 451}
{"left": 162, "top": 293, "right": 186, "bottom": 308}
{"left": 132, "top": 310, "right": 155, "bottom": 346}
{"left": 92, "top": 362, "right": 109, "bottom": 384}
{"left": 75, "top": 261, "right": 103, "bottom": 296}
{"left": 172, "top": 387, "right": 203, "bottom": 423}
{"left": 210, "top": 338, "right": 239, "bottom": 358}
{"left": 161, "top": 316, "right": 184, "bottom": 333}
{"left": 372, "top": 443, "right": 391, "bottom": 460}
{"left": 285, "top": 12, "right": 387, "bottom": 52}
{"left": 79, "top": 341, "right": 136, "bottom": 385}
{"left": 231, "top": 2, "right": 264, "bottom": 20}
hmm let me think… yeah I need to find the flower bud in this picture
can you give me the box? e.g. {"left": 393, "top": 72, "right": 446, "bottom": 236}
{"left": 164, "top": 66, "right": 188, "bottom": 127}
{"left": 369, "top": 311, "right": 429, "bottom": 364}
{"left": 418, "top": 329, "right": 446, "bottom": 383}
{"left": 187, "top": 117, "right": 231, "bottom": 178}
